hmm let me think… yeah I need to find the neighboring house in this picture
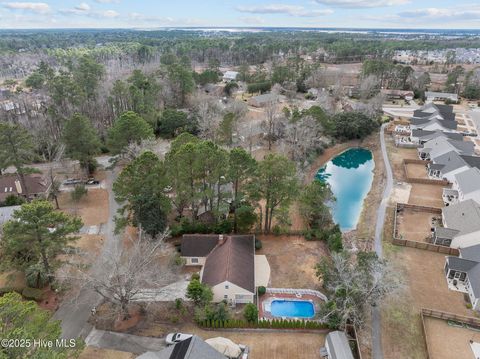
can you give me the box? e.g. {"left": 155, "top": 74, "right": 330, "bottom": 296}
{"left": 222, "top": 71, "right": 238, "bottom": 82}
{"left": 418, "top": 137, "right": 475, "bottom": 160}
{"left": 445, "top": 244, "right": 480, "bottom": 311}
{"left": 181, "top": 234, "right": 271, "bottom": 304}
{"left": 425, "top": 91, "right": 459, "bottom": 103}
{"left": 443, "top": 167, "right": 480, "bottom": 206}
{"left": 410, "top": 103, "right": 457, "bottom": 133}
{"left": 136, "top": 335, "right": 227, "bottom": 359}
{"left": 410, "top": 129, "right": 463, "bottom": 146}
{"left": 381, "top": 89, "right": 414, "bottom": 101}
{"left": 247, "top": 93, "right": 278, "bottom": 108}
{"left": 427, "top": 151, "right": 470, "bottom": 182}
{"left": 181, "top": 234, "right": 220, "bottom": 266}
{"left": 0, "top": 174, "right": 48, "bottom": 203}
{"left": 320, "top": 331, "right": 355, "bottom": 359}
{"left": 433, "top": 199, "right": 480, "bottom": 247}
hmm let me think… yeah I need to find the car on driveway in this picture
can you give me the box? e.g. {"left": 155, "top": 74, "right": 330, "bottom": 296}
{"left": 85, "top": 178, "right": 100, "bottom": 185}
{"left": 165, "top": 333, "right": 193, "bottom": 345}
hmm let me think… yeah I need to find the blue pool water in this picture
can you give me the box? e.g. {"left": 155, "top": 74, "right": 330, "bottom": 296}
{"left": 316, "top": 148, "right": 374, "bottom": 231}
{"left": 270, "top": 300, "right": 315, "bottom": 318}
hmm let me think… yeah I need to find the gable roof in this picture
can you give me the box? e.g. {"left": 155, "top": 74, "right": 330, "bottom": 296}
{"left": 181, "top": 234, "right": 220, "bottom": 257}
{"left": 442, "top": 199, "right": 480, "bottom": 236}
{"left": 0, "top": 174, "right": 47, "bottom": 202}
{"left": 411, "top": 129, "right": 463, "bottom": 142}
{"left": 201, "top": 235, "right": 255, "bottom": 293}
{"left": 460, "top": 155, "right": 480, "bottom": 171}
{"left": 455, "top": 168, "right": 480, "bottom": 195}
{"left": 460, "top": 244, "right": 480, "bottom": 261}
{"left": 432, "top": 151, "right": 468, "bottom": 174}
{"left": 251, "top": 93, "right": 277, "bottom": 104}
{"left": 326, "top": 331, "right": 355, "bottom": 359}
{"left": 422, "top": 137, "right": 475, "bottom": 158}
{"left": 137, "top": 336, "right": 226, "bottom": 359}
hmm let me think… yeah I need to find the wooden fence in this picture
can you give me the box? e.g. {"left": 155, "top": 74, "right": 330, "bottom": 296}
{"left": 402, "top": 159, "right": 450, "bottom": 186}
{"left": 392, "top": 203, "right": 459, "bottom": 256}
{"left": 421, "top": 308, "right": 480, "bottom": 359}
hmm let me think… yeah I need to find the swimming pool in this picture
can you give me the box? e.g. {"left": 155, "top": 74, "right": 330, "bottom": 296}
{"left": 270, "top": 300, "right": 315, "bottom": 318}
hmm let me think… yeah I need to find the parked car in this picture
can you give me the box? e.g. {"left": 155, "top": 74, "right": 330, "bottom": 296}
{"left": 165, "top": 333, "right": 193, "bottom": 345}
{"left": 63, "top": 178, "right": 82, "bottom": 186}
{"left": 85, "top": 178, "right": 100, "bottom": 185}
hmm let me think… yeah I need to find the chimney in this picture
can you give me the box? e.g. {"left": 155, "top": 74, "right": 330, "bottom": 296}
{"left": 218, "top": 234, "right": 226, "bottom": 245}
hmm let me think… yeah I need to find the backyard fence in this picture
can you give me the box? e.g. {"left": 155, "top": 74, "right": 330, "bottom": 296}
{"left": 392, "top": 204, "right": 459, "bottom": 256}
{"left": 420, "top": 308, "right": 480, "bottom": 359}
{"left": 266, "top": 288, "right": 328, "bottom": 302}
{"left": 402, "top": 159, "right": 450, "bottom": 186}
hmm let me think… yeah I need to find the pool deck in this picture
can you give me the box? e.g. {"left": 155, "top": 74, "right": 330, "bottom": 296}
{"left": 258, "top": 292, "right": 323, "bottom": 321}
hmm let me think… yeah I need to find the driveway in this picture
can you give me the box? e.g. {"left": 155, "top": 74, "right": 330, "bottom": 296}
{"left": 85, "top": 329, "right": 165, "bottom": 355}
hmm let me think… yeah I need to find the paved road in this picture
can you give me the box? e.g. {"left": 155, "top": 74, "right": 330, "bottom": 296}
{"left": 371, "top": 123, "right": 394, "bottom": 359}
{"left": 53, "top": 168, "right": 122, "bottom": 340}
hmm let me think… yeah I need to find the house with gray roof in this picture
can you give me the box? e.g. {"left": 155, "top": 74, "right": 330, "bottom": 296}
{"left": 320, "top": 331, "right": 355, "bottom": 359}
{"left": 136, "top": 335, "right": 227, "bottom": 359}
{"left": 418, "top": 137, "right": 475, "bottom": 161}
{"left": 410, "top": 103, "right": 458, "bottom": 132}
{"left": 247, "top": 93, "right": 278, "bottom": 107}
{"left": 410, "top": 129, "right": 463, "bottom": 146}
{"left": 443, "top": 167, "right": 480, "bottom": 206}
{"left": 445, "top": 244, "right": 480, "bottom": 311}
{"left": 433, "top": 199, "right": 480, "bottom": 248}
{"left": 425, "top": 91, "right": 459, "bottom": 103}
{"left": 427, "top": 151, "right": 471, "bottom": 182}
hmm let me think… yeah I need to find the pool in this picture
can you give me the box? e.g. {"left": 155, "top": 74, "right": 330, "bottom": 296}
{"left": 270, "top": 300, "right": 315, "bottom": 318}
{"left": 316, "top": 148, "right": 374, "bottom": 231}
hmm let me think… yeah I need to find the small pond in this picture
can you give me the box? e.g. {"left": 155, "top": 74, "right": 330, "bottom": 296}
{"left": 316, "top": 148, "right": 374, "bottom": 231}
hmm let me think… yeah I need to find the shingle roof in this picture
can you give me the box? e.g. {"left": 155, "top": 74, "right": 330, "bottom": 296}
{"left": 460, "top": 155, "right": 480, "bottom": 171}
{"left": 326, "top": 331, "right": 355, "bottom": 359}
{"left": 181, "top": 234, "right": 220, "bottom": 257}
{"left": 432, "top": 151, "right": 467, "bottom": 174}
{"left": 0, "top": 174, "right": 47, "bottom": 202}
{"left": 137, "top": 336, "right": 226, "bottom": 359}
{"left": 201, "top": 235, "right": 255, "bottom": 293}
{"left": 443, "top": 199, "right": 480, "bottom": 235}
{"left": 435, "top": 227, "right": 460, "bottom": 240}
{"left": 411, "top": 130, "right": 463, "bottom": 142}
{"left": 446, "top": 256, "right": 478, "bottom": 272}
{"left": 460, "top": 244, "right": 480, "bottom": 261}
{"left": 454, "top": 168, "right": 480, "bottom": 195}
{"left": 423, "top": 137, "right": 475, "bottom": 158}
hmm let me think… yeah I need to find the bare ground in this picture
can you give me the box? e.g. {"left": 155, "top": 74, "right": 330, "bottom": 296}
{"left": 405, "top": 163, "right": 429, "bottom": 179}
{"left": 396, "top": 210, "right": 437, "bottom": 243}
{"left": 408, "top": 184, "right": 445, "bottom": 208}
{"left": 58, "top": 188, "right": 109, "bottom": 226}
{"left": 79, "top": 347, "right": 135, "bottom": 359}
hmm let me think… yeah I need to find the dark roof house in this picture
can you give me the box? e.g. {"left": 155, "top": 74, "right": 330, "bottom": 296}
{"left": 0, "top": 174, "right": 48, "bottom": 203}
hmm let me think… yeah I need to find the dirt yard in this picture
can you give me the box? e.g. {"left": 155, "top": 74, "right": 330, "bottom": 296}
{"left": 385, "top": 137, "right": 419, "bottom": 181}
{"left": 58, "top": 188, "right": 109, "bottom": 226}
{"left": 187, "top": 328, "right": 327, "bottom": 359}
{"left": 257, "top": 235, "right": 328, "bottom": 289}
{"left": 396, "top": 209, "right": 436, "bottom": 243}
{"left": 405, "top": 163, "right": 429, "bottom": 179}
{"left": 381, "top": 247, "right": 473, "bottom": 359}
{"left": 424, "top": 317, "right": 480, "bottom": 359}
{"left": 408, "top": 184, "right": 445, "bottom": 208}
{"left": 79, "top": 347, "right": 134, "bottom": 359}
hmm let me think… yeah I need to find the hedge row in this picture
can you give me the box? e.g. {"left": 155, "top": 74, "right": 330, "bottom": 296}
{"left": 0, "top": 287, "right": 45, "bottom": 301}
{"left": 198, "top": 318, "right": 328, "bottom": 330}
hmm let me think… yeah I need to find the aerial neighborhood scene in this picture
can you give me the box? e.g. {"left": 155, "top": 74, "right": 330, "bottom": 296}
{"left": 1, "top": 1, "right": 480, "bottom": 359}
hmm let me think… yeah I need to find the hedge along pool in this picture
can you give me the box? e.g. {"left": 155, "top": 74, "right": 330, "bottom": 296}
{"left": 270, "top": 300, "right": 315, "bottom": 318}
{"left": 316, "top": 148, "right": 374, "bottom": 231}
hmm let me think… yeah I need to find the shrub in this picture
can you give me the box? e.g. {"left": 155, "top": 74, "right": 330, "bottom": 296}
{"left": 21, "top": 287, "right": 45, "bottom": 301}
{"left": 243, "top": 303, "right": 259, "bottom": 323}
{"left": 175, "top": 298, "right": 183, "bottom": 310}
{"left": 0, "top": 287, "right": 23, "bottom": 296}
{"left": 2, "top": 194, "right": 25, "bottom": 207}
{"left": 255, "top": 239, "right": 262, "bottom": 250}
{"left": 257, "top": 286, "right": 266, "bottom": 296}
{"left": 25, "top": 263, "right": 49, "bottom": 289}
{"left": 191, "top": 273, "right": 200, "bottom": 281}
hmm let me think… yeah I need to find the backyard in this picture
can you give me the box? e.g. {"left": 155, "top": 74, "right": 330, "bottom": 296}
{"left": 395, "top": 208, "right": 437, "bottom": 243}
{"left": 407, "top": 184, "right": 445, "bottom": 208}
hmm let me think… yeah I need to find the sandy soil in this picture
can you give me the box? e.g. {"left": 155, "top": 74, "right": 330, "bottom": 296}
{"left": 424, "top": 317, "right": 480, "bottom": 359}
{"left": 396, "top": 210, "right": 437, "bottom": 242}
{"left": 257, "top": 235, "right": 328, "bottom": 289}
{"left": 58, "top": 188, "right": 109, "bottom": 226}
{"left": 405, "top": 163, "right": 429, "bottom": 179}
{"left": 79, "top": 347, "right": 135, "bottom": 359}
{"left": 408, "top": 184, "right": 445, "bottom": 208}
{"left": 381, "top": 247, "right": 473, "bottom": 359}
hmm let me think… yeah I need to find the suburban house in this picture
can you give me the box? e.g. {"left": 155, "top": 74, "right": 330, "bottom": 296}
{"left": 136, "top": 335, "right": 227, "bottom": 359}
{"left": 433, "top": 199, "right": 480, "bottom": 247}
{"left": 418, "top": 137, "right": 475, "bottom": 161}
{"left": 380, "top": 89, "right": 414, "bottom": 101}
{"left": 222, "top": 71, "right": 238, "bottom": 82}
{"left": 247, "top": 93, "right": 278, "bottom": 108}
{"left": 320, "top": 331, "right": 355, "bottom": 359}
{"left": 0, "top": 174, "right": 48, "bottom": 203}
{"left": 181, "top": 234, "right": 271, "bottom": 304}
{"left": 425, "top": 91, "right": 459, "bottom": 103}
{"left": 443, "top": 167, "right": 480, "bottom": 206}
{"left": 427, "top": 151, "right": 471, "bottom": 182}
{"left": 410, "top": 129, "right": 463, "bottom": 146}
{"left": 444, "top": 244, "right": 480, "bottom": 311}
{"left": 410, "top": 103, "right": 457, "bottom": 133}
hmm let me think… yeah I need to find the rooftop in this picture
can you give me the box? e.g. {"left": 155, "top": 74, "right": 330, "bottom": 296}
{"left": 443, "top": 199, "right": 480, "bottom": 236}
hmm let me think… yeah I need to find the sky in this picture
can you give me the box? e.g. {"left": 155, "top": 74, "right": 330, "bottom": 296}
{"left": 0, "top": 0, "right": 478, "bottom": 29}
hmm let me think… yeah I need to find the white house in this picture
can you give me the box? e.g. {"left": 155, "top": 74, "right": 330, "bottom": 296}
{"left": 443, "top": 167, "right": 480, "bottom": 206}
{"left": 433, "top": 199, "right": 480, "bottom": 248}
{"left": 445, "top": 244, "right": 480, "bottom": 311}
{"left": 222, "top": 71, "right": 238, "bottom": 82}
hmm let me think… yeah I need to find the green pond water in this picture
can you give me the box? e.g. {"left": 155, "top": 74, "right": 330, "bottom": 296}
{"left": 316, "top": 148, "right": 374, "bottom": 231}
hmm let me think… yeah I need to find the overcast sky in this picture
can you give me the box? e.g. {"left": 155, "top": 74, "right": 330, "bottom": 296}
{"left": 0, "top": 1, "right": 478, "bottom": 29}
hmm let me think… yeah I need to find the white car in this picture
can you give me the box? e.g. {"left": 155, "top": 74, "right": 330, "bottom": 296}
{"left": 165, "top": 333, "right": 193, "bottom": 345}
